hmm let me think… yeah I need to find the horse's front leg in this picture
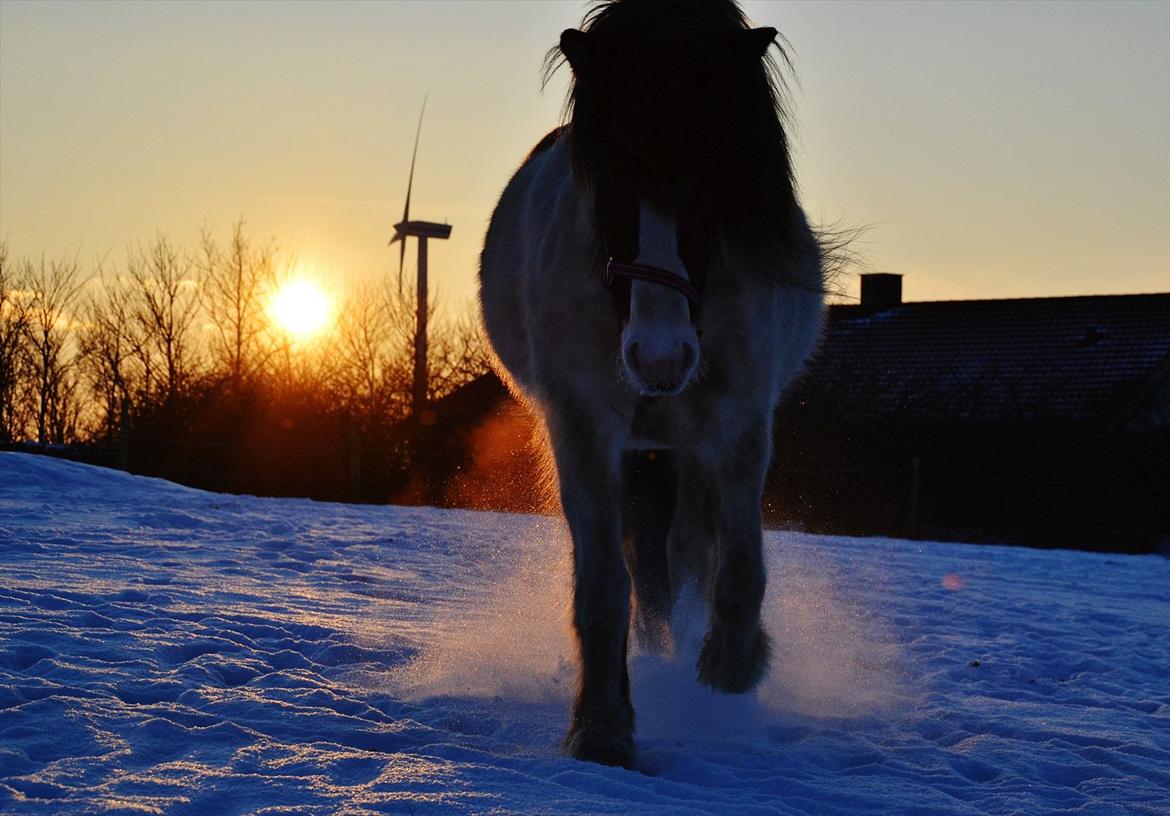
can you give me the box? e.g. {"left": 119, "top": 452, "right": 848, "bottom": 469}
{"left": 547, "top": 400, "right": 634, "bottom": 768}
{"left": 697, "top": 418, "right": 772, "bottom": 693}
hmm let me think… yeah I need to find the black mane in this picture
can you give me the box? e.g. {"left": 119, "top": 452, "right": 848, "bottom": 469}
{"left": 544, "top": 0, "right": 812, "bottom": 284}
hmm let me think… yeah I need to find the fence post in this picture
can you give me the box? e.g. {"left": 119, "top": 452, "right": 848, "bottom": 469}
{"left": 118, "top": 397, "right": 129, "bottom": 472}
{"left": 348, "top": 430, "right": 362, "bottom": 503}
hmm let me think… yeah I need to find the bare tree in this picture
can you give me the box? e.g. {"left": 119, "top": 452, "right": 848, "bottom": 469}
{"left": 200, "top": 221, "right": 275, "bottom": 395}
{"left": 427, "top": 302, "right": 492, "bottom": 401}
{"left": 330, "top": 281, "right": 412, "bottom": 425}
{"left": 77, "top": 269, "right": 137, "bottom": 443}
{"left": 20, "top": 255, "right": 84, "bottom": 443}
{"left": 329, "top": 279, "right": 493, "bottom": 426}
{"left": 125, "top": 235, "right": 202, "bottom": 407}
{"left": 0, "top": 241, "right": 31, "bottom": 442}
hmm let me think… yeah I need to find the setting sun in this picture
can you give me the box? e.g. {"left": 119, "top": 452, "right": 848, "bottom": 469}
{"left": 269, "top": 279, "right": 332, "bottom": 341}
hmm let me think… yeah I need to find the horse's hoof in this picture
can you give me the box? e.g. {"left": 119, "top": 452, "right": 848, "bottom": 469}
{"left": 564, "top": 725, "right": 636, "bottom": 769}
{"left": 697, "top": 625, "right": 772, "bottom": 693}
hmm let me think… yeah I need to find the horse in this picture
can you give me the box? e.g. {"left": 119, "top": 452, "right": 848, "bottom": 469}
{"left": 478, "top": 0, "right": 825, "bottom": 768}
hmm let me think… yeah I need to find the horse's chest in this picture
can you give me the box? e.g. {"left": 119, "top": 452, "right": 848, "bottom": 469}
{"left": 628, "top": 396, "right": 700, "bottom": 449}
{"left": 625, "top": 332, "right": 775, "bottom": 450}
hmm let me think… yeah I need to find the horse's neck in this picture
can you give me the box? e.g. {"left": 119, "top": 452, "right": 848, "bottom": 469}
{"left": 538, "top": 137, "right": 596, "bottom": 256}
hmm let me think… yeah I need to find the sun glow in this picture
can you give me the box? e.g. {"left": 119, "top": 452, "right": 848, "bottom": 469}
{"left": 269, "top": 278, "right": 332, "bottom": 341}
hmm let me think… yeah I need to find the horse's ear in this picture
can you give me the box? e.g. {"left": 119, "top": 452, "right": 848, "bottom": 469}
{"left": 560, "top": 29, "right": 591, "bottom": 74}
{"left": 743, "top": 26, "right": 777, "bottom": 59}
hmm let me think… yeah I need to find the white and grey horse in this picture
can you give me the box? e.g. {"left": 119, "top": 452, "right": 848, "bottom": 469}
{"left": 479, "top": 0, "right": 825, "bottom": 768}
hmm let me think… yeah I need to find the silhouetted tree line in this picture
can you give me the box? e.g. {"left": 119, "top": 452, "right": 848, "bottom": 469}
{"left": 0, "top": 225, "right": 490, "bottom": 500}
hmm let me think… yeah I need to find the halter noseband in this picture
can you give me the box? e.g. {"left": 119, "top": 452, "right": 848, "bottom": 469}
{"left": 604, "top": 258, "right": 702, "bottom": 312}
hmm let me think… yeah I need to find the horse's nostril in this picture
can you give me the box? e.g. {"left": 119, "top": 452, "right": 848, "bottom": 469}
{"left": 680, "top": 341, "right": 697, "bottom": 371}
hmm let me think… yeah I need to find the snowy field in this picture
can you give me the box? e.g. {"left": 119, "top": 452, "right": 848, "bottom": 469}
{"left": 0, "top": 452, "right": 1167, "bottom": 815}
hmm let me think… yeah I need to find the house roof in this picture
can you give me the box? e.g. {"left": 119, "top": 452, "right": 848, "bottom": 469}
{"left": 796, "top": 292, "right": 1170, "bottom": 429}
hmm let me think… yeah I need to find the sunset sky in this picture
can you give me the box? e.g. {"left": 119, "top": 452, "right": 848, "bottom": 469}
{"left": 1, "top": 0, "right": 1167, "bottom": 311}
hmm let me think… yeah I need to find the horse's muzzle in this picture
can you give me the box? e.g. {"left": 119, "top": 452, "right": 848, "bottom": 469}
{"left": 622, "top": 336, "right": 698, "bottom": 396}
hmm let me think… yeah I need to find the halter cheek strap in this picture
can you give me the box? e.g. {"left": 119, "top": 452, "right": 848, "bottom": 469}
{"left": 604, "top": 258, "right": 702, "bottom": 310}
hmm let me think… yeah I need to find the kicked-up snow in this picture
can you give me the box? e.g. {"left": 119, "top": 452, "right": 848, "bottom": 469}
{"left": 0, "top": 451, "right": 1167, "bottom": 814}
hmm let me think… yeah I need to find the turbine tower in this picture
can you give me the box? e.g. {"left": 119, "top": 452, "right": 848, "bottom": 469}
{"left": 388, "top": 96, "right": 452, "bottom": 418}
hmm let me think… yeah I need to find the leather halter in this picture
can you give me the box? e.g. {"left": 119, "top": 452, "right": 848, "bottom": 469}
{"left": 604, "top": 258, "right": 702, "bottom": 312}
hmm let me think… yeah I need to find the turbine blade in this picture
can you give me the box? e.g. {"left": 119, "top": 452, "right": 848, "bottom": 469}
{"left": 402, "top": 94, "right": 427, "bottom": 226}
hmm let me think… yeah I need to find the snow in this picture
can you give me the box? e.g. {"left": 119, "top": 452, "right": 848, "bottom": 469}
{"left": 1, "top": 451, "right": 1167, "bottom": 815}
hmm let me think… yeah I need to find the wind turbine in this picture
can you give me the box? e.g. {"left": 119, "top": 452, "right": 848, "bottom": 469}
{"left": 389, "top": 96, "right": 452, "bottom": 418}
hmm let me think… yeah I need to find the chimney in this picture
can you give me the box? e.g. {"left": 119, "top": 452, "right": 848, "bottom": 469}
{"left": 859, "top": 273, "right": 902, "bottom": 314}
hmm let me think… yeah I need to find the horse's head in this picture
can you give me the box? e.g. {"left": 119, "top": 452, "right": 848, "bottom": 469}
{"left": 551, "top": 0, "right": 787, "bottom": 225}
{"left": 549, "top": 0, "right": 815, "bottom": 393}
{"left": 618, "top": 202, "right": 699, "bottom": 396}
